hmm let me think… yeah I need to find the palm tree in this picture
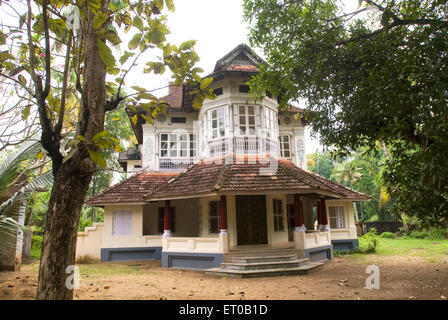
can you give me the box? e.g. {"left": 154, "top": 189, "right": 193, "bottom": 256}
{"left": 0, "top": 141, "right": 53, "bottom": 259}
{"left": 333, "top": 161, "right": 363, "bottom": 188}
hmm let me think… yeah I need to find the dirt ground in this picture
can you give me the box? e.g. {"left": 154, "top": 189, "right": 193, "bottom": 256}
{"left": 1, "top": 255, "right": 447, "bottom": 300}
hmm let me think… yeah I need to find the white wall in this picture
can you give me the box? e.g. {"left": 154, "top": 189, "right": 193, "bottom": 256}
{"left": 76, "top": 223, "right": 104, "bottom": 261}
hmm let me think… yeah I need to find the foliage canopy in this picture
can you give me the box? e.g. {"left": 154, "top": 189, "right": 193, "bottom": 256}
{"left": 244, "top": 0, "right": 448, "bottom": 226}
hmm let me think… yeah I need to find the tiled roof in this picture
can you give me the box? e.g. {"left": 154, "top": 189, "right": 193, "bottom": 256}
{"left": 127, "top": 83, "right": 198, "bottom": 144}
{"left": 146, "top": 157, "right": 370, "bottom": 201}
{"left": 85, "top": 171, "right": 178, "bottom": 206}
{"left": 225, "top": 64, "right": 259, "bottom": 72}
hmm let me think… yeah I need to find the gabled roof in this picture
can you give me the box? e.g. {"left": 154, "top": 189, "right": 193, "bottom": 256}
{"left": 84, "top": 171, "right": 178, "bottom": 206}
{"left": 209, "top": 43, "right": 265, "bottom": 78}
{"left": 146, "top": 157, "right": 370, "bottom": 201}
{"left": 127, "top": 83, "right": 198, "bottom": 144}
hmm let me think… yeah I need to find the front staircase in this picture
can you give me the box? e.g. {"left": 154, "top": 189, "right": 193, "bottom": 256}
{"left": 204, "top": 248, "right": 325, "bottom": 278}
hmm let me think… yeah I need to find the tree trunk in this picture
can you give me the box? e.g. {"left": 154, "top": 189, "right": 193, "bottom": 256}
{"left": 36, "top": 1, "right": 107, "bottom": 300}
{"left": 36, "top": 159, "right": 94, "bottom": 299}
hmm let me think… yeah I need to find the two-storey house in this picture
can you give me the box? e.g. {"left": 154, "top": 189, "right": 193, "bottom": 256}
{"left": 79, "top": 44, "right": 369, "bottom": 276}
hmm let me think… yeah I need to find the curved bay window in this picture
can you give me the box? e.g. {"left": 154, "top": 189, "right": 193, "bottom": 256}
{"left": 201, "top": 104, "right": 279, "bottom": 158}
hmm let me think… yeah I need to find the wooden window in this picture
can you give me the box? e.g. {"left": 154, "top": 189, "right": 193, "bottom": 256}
{"left": 160, "top": 133, "right": 195, "bottom": 158}
{"left": 158, "top": 207, "right": 176, "bottom": 233}
{"left": 329, "top": 206, "right": 345, "bottom": 229}
{"left": 237, "top": 105, "right": 256, "bottom": 136}
{"left": 209, "top": 201, "right": 219, "bottom": 234}
{"left": 112, "top": 210, "right": 132, "bottom": 236}
{"left": 263, "top": 108, "right": 276, "bottom": 139}
{"left": 273, "top": 199, "right": 284, "bottom": 232}
{"left": 279, "top": 135, "right": 291, "bottom": 158}
{"left": 189, "top": 134, "right": 197, "bottom": 157}
{"left": 210, "top": 107, "right": 225, "bottom": 139}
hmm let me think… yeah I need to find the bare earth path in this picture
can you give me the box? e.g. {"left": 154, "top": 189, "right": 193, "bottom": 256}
{"left": 1, "top": 255, "right": 447, "bottom": 300}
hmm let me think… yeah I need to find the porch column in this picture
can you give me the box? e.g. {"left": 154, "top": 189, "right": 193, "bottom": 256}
{"left": 320, "top": 197, "right": 330, "bottom": 232}
{"left": 317, "top": 200, "right": 322, "bottom": 230}
{"left": 294, "top": 194, "right": 306, "bottom": 231}
{"left": 219, "top": 195, "right": 228, "bottom": 234}
{"left": 163, "top": 200, "right": 172, "bottom": 238}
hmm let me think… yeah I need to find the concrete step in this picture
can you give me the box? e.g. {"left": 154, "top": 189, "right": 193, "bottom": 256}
{"left": 204, "top": 262, "right": 324, "bottom": 278}
{"left": 229, "top": 254, "right": 300, "bottom": 264}
{"left": 221, "top": 258, "right": 310, "bottom": 271}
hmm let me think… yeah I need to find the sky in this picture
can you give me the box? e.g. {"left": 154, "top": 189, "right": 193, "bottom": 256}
{"left": 1, "top": 0, "right": 362, "bottom": 154}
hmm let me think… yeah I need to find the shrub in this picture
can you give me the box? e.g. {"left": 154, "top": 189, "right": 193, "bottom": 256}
{"left": 358, "top": 228, "right": 380, "bottom": 254}
{"left": 31, "top": 235, "right": 43, "bottom": 259}
{"left": 427, "top": 228, "right": 448, "bottom": 239}
{"left": 410, "top": 230, "right": 428, "bottom": 239}
{"left": 380, "top": 232, "right": 396, "bottom": 239}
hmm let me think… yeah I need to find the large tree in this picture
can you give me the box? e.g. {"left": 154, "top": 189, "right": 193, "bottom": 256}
{"left": 0, "top": 0, "right": 213, "bottom": 299}
{"left": 243, "top": 0, "right": 448, "bottom": 226}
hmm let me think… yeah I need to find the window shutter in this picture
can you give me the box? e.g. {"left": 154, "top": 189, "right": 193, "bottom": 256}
{"left": 112, "top": 210, "right": 132, "bottom": 236}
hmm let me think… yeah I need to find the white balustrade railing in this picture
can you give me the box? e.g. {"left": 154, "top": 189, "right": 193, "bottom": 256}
{"left": 159, "top": 158, "right": 196, "bottom": 172}
{"left": 204, "top": 137, "right": 279, "bottom": 158}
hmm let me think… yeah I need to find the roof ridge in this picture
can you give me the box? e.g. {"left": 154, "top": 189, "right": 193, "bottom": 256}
{"left": 145, "top": 162, "right": 199, "bottom": 200}
{"left": 213, "top": 160, "right": 232, "bottom": 192}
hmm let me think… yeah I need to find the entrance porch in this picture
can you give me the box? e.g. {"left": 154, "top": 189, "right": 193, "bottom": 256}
{"left": 158, "top": 193, "right": 334, "bottom": 270}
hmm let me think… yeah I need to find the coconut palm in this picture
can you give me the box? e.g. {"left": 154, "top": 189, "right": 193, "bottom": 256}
{"left": 0, "top": 141, "right": 53, "bottom": 256}
{"left": 333, "top": 161, "right": 363, "bottom": 188}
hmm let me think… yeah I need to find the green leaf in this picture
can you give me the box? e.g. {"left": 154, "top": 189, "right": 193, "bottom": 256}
{"left": 192, "top": 95, "right": 204, "bottom": 109}
{"left": 21, "top": 105, "right": 31, "bottom": 120}
{"left": 133, "top": 16, "right": 144, "bottom": 31}
{"left": 136, "top": 92, "right": 156, "bottom": 100}
{"left": 165, "top": 0, "right": 175, "bottom": 12}
{"left": 97, "top": 39, "right": 115, "bottom": 68}
{"left": 18, "top": 74, "right": 27, "bottom": 86}
{"left": 179, "top": 40, "right": 196, "bottom": 51}
{"left": 93, "top": 11, "right": 108, "bottom": 30}
{"left": 119, "top": 51, "right": 135, "bottom": 65}
{"left": 131, "top": 86, "right": 147, "bottom": 92}
{"left": 200, "top": 77, "right": 213, "bottom": 90}
{"left": 140, "top": 113, "right": 153, "bottom": 125}
{"left": 88, "top": 150, "right": 107, "bottom": 167}
{"left": 128, "top": 33, "right": 142, "bottom": 50}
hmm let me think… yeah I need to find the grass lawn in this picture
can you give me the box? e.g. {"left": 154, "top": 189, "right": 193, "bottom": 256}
{"left": 342, "top": 238, "right": 448, "bottom": 262}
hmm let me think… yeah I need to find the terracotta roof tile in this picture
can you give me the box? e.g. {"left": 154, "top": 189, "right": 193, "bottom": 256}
{"left": 85, "top": 171, "right": 178, "bottom": 206}
{"left": 146, "top": 156, "right": 371, "bottom": 201}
